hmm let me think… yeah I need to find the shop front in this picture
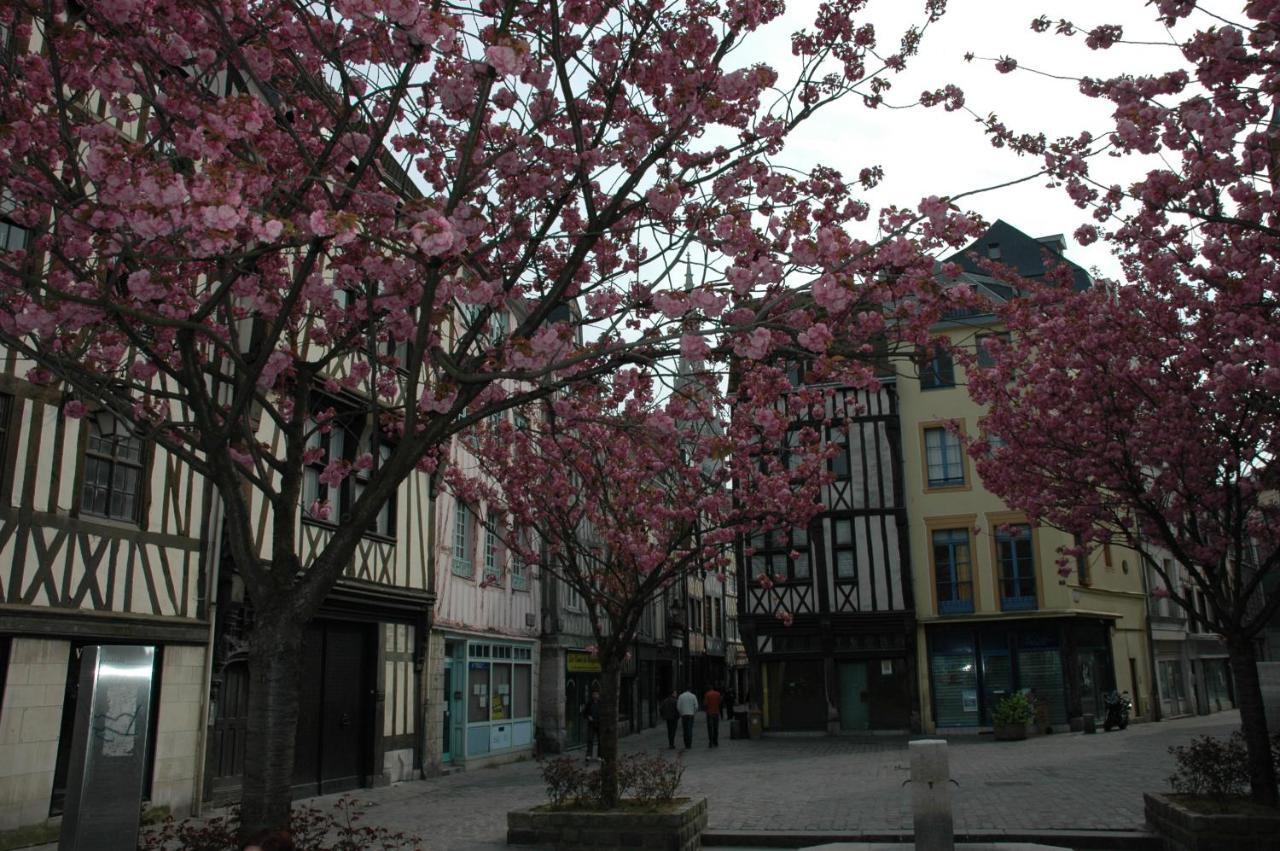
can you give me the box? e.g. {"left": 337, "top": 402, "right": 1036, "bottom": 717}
{"left": 442, "top": 636, "right": 536, "bottom": 766}
{"left": 564, "top": 649, "right": 601, "bottom": 750}
{"left": 925, "top": 617, "right": 1116, "bottom": 730}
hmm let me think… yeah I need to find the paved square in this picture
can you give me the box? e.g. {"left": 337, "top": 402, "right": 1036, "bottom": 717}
{"left": 301, "top": 710, "right": 1240, "bottom": 849}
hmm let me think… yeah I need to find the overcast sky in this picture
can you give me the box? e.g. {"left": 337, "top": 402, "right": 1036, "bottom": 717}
{"left": 739, "top": 0, "right": 1233, "bottom": 279}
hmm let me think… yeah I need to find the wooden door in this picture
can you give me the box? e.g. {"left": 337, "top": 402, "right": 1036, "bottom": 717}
{"left": 319, "top": 621, "right": 369, "bottom": 793}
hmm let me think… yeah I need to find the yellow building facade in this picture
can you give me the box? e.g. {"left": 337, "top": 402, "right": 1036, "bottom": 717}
{"left": 898, "top": 223, "right": 1154, "bottom": 732}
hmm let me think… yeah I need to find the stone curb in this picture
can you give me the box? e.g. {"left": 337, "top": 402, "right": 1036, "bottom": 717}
{"left": 700, "top": 828, "right": 1161, "bottom": 849}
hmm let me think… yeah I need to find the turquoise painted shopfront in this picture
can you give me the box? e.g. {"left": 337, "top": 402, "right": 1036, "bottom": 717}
{"left": 454, "top": 638, "right": 535, "bottom": 762}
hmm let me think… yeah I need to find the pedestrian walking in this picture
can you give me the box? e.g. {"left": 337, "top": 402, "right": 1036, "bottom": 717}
{"left": 677, "top": 685, "right": 698, "bottom": 749}
{"left": 582, "top": 687, "right": 601, "bottom": 760}
{"left": 703, "top": 683, "right": 722, "bottom": 747}
{"left": 659, "top": 689, "right": 680, "bottom": 749}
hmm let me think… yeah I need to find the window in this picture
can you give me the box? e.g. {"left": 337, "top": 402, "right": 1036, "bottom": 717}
{"left": 1073, "top": 533, "right": 1091, "bottom": 586}
{"left": 832, "top": 518, "right": 857, "bottom": 581}
{"left": 80, "top": 414, "right": 144, "bottom": 522}
{"left": 932, "top": 529, "right": 974, "bottom": 614}
{"left": 0, "top": 188, "right": 31, "bottom": 254}
{"left": 976, "top": 332, "right": 1010, "bottom": 368}
{"left": 924, "top": 427, "right": 965, "bottom": 488}
{"left": 919, "top": 347, "right": 955, "bottom": 389}
{"left": 350, "top": 432, "right": 394, "bottom": 537}
{"left": 452, "top": 502, "right": 473, "bottom": 577}
{"left": 749, "top": 526, "right": 810, "bottom": 582}
{"left": 303, "top": 410, "right": 396, "bottom": 538}
{"left": 828, "top": 427, "right": 850, "bottom": 480}
{"left": 0, "top": 393, "right": 12, "bottom": 501}
{"left": 511, "top": 526, "right": 530, "bottom": 591}
{"left": 482, "top": 510, "right": 502, "bottom": 586}
{"left": 996, "top": 524, "right": 1036, "bottom": 610}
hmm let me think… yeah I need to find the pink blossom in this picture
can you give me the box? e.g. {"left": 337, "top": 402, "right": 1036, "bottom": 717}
{"left": 63, "top": 400, "right": 87, "bottom": 419}
{"left": 485, "top": 42, "right": 527, "bottom": 77}
{"left": 410, "top": 212, "right": 457, "bottom": 257}
{"left": 308, "top": 499, "right": 332, "bottom": 521}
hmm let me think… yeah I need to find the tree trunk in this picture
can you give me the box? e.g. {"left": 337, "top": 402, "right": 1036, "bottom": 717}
{"left": 596, "top": 661, "right": 623, "bottom": 808}
{"left": 1228, "top": 638, "right": 1277, "bottom": 806}
{"left": 239, "top": 609, "right": 306, "bottom": 837}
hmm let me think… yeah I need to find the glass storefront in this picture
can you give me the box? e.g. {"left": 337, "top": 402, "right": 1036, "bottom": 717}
{"left": 1203, "top": 659, "right": 1233, "bottom": 712}
{"left": 458, "top": 639, "right": 535, "bottom": 760}
{"left": 928, "top": 622, "right": 1075, "bottom": 727}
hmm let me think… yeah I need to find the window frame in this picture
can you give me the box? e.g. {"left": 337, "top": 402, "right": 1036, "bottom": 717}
{"left": 452, "top": 501, "right": 474, "bottom": 578}
{"left": 78, "top": 412, "right": 147, "bottom": 524}
{"left": 302, "top": 405, "right": 397, "bottom": 541}
{"left": 831, "top": 517, "right": 857, "bottom": 583}
{"left": 992, "top": 521, "right": 1037, "bottom": 611}
{"left": 0, "top": 392, "right": 15, "bottom": 504}
{"left": 929, "top": 523, "right": 976, "bottom": 615}
{"left": 919, "top": 346, "right": 956, "bottom": 390}
{"left": 920, "top": 422, "right": 969, "bottom": 491}
{"left": 975, "top": 331, "right": 1011, "bottom": 369}
{"left": 748, "top": 525, "right": 812, "bottom": 583}
{"left": 482, "top": 509, "right": 503, "bottom": 587}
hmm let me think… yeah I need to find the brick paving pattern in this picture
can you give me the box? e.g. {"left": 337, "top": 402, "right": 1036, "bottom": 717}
{"left": 301, "top": 711, "right": 1241, "bottom": 849}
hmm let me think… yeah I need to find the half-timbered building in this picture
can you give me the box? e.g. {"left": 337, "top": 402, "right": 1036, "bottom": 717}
{"left": 737, "top": 380, "right": 918, "bottom": 733}
{"left": 0, "top": 375, "right": 215, "bottom": 833}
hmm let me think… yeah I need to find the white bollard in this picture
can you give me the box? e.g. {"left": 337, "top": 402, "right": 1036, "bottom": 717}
{"left": 908, "top": 739, "right": 954, "bottom": 851}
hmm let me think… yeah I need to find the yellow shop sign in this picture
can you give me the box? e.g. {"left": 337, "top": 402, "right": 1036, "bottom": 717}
{"left": 566, "top": 651, "right": 601, "bottom": 673}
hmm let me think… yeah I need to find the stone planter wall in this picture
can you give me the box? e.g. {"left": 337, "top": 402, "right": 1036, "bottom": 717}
{"left": 507, "top": 796, "right": 707, "bottom": 850}
{"left": 1144, "top": 792, "right": 1280, "bottom": 851}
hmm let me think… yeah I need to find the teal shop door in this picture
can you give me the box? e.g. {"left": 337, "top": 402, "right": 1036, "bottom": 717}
{"left": 837, "top": 662, "right": 870, "bottom": 732}
{"left": 442, "top": 659, "right": 454, "bottom": 763}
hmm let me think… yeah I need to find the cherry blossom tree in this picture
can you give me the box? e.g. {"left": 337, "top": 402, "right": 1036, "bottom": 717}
{"left": 965, "top": 0, "right": 1280, "bottom": 805}
{"left": 0, "top": 0, "right": 980, "bottom": 831}
{"left": 451, "top": 363, "right": 833, "bottom": 807}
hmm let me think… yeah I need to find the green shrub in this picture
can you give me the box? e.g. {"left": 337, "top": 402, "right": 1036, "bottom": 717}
{"left": 1168, "top": 733, "right": 1248, "bottom": 811}
{"left": 991, "top": 692, "right": 1034, "bottom": 726}
{"left": 540, "top": 753, "right": 683, "bottom": 810}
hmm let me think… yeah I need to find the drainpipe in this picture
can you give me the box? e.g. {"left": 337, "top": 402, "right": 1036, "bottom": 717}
{"left": 1134, "top": 531, "right": 1163, "bottom": 722}
{"left": 191, "top": 480, "right": 225, "bottom": 815}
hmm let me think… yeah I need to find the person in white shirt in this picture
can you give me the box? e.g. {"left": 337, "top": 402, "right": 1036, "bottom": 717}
{"left": 676, "top": 686, "right": 698, "bottom": 750}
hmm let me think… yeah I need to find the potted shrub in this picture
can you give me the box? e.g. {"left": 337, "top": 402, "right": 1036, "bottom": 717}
{"left": 1144, "top": 733, "right": 1280, "bottom": 851}
{"left": 991, "top": 692, "right": 1033, "bottom": 741}
{"left": 507, "top": 753, "right": 706, "bottom": 850}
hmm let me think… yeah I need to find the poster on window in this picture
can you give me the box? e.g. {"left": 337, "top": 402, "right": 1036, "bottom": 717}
{"left": 962, "top": 689, "right": 978, "bottom": 712}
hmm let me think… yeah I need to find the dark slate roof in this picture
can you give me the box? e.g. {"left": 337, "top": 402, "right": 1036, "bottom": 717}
{"left": 944, "top": 219, "right": 1091, "bottom": 292}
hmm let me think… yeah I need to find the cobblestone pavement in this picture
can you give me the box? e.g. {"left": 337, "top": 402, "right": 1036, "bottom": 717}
{"left": 305, "top": 711, "right": 1241, "bottom": 850}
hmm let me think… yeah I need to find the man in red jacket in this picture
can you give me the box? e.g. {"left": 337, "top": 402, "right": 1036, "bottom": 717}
{"left": 703, "top": 684, "right": 722, "bottom": 747}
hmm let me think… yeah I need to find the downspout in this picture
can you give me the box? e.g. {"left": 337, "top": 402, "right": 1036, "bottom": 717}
{"left": 1134, "top": 529, "right": 1163, "bottom": 722}
{"left": 191, "top": 478, "right": 225, "bottom": 815}
{"left": 420, "top": 469, "right": 441, "bottom": 773}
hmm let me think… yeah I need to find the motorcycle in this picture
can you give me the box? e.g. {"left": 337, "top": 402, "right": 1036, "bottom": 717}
{"left": 1102, "top": 689, "right": 1132, "bottom": 731}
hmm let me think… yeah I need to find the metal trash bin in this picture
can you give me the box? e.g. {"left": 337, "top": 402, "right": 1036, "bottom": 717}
{"left": 731, "top": 706, "right": 749, "bottom": 739}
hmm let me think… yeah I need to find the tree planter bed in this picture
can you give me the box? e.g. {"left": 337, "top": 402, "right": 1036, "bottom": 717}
{"left": 507, "top": 796, "right": 708, "bottom": 850}
{"left": 1144, "top": 792, "right": 1280, "bottom": 851}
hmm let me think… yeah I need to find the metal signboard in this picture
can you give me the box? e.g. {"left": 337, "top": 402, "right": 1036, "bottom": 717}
{"left": 59, "top": 645, "right": 156, "bottom": 851}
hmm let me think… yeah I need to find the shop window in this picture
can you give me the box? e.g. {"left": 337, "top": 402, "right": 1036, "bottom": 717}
{"left": 996, "top": 524, "right": 1036, "bottom": 610}
{"left": 514, "top": 663, "right": 532, "bottom": 717}
{"left": 491, "top": 663, "right": 512, "bottom": 720}
{"left": 930, "top": 652, "right": 978, "bottom": 727}
{"left": 924, "top": 427, "right": 965, "bottom": 488}
{"left": 932, "top": 528, "right": 974, "bottom": 614}
{"left": 467, "top": 661, "right": 490, "bottom": 722}
{"left": 452, "top": 503, "right": 474, "bottom": 577}
{"left": 80, "top": 413, "right": 145, "bottom": 522}
{"left": 919, "top": 347, "right": 955, "bottom": 389}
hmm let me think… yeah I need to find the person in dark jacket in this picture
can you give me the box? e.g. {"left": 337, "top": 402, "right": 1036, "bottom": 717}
{"left": 658, "top": 690, "right": 680, "bottom": 748}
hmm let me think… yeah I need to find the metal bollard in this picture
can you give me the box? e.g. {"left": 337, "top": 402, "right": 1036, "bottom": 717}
{"left": 908, "top": 739, "right": 955, "bottom": 851}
